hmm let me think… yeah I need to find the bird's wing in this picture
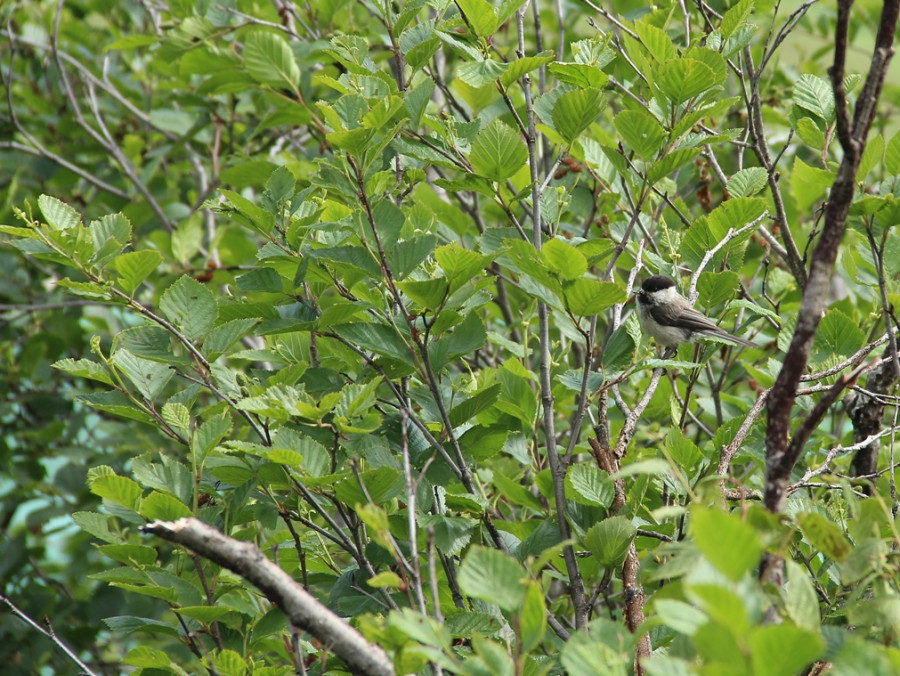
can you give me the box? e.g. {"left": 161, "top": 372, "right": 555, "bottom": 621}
{"left": 648, "top": 302, "right": 720, "bottom": 333}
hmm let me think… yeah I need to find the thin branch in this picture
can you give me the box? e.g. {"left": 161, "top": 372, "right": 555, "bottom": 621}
{"left": 0, "top": 594, "right": 101, "bottom": 676}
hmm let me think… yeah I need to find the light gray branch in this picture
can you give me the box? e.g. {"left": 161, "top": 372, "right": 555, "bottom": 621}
{"left": 142, "top": 518, "right": 395, "bottom": 676}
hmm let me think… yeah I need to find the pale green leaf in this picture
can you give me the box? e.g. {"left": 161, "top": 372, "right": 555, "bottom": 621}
{"left": 244, "top": 32, "right": 300, "bottom": 88}
{"left": 458, "top": 546, "right": 527, "bottom": 612}
{"left": 159, "top": 275, "right": 218, "bottom": 341}
{"left": 469, "top": 119, "right": 528, "bottom": 182}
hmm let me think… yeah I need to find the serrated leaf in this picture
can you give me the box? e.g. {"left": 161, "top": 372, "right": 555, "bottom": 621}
{"left": 113, "top": 250, "right": 164, "bottom": 295}
{"left": 91, "top": 474, "right": 143, "bottom": 511}
{"left": 458, "top": 546, "right": 527, "bottom": 612}
{"left": 162, "top": 402, "right": 191, "bottom": 430}
{"left": 727, "top": 167, "right": 769, "bottom": 197}
{"left": 692, "top": 507, "right": 761, "bottom": 580}
{"left": 97, "top": 544, "right": 158, "bottom": 567}
{"left": 204, "top": 318, "right": 259, "bottom": 359}
{"left": 633, "top": 21, "right": 677, "bottom": 63}
{"left": 563, "top": 279, "right": 626, "bottom": 316}
{"left": 140, "top": 491, "right": 193, "bottom": 521}
{"left": 647, "top": 148, "right": 702, "bottom": 184}
{"left": 111, "top": 349, "right": 175, "bottom": 400}
{"left": 159, "top": 275, "right": 218, "bottom": 341}
{"left": 749, "top": 625, "right": 824, "bottom": 676}
{"left": 53, "top": 358, "right": 114, "bottom": 386}
{"left": 566, "top": 463, "right": 615, "bottom": 507}
{"left": 244, "top": 32, "right": 300, "bottom": 88}
{"left": 602, "top": 319, "right": 639, "bottom": 377}
{"left": 547, "top": 62, "right": 609, "bottom": 89}
{"left": 457, "top": 58, "right": 508, "bottom": 87}
{"left": 656, "top": 58, "right": 716, "bottom": 105}
{"left": 469, "top": 119, "right": 528, "bottom": 182}
{"left": 390, "top": 235, "right": 437, "bottom": 280}
{"left": 584, "top": 516, "right": 636, "bottom": 568}
{"left": 552, "top": 88, "right": 606, "bottom": 144}
{"left": 795, "top": 117, "right": 826, "bottom": 151}
{"left": 519, "top": 582, "right": 546, "bottom": 653}
{"left": 886, "top": 130, "right": 900, "bottom": 174}
{"left": 543, "top": 238, "right": 587, "bottom": 280}
{"left": 434, "top": 243, "right": 492, "bottom": 292}
{"left": 500, "top": 51, "right": 556, "bottom": 88}
{"left": 454, "top": 0, "right": 499, "bottom": 36}
{"left": 38, "top": 195, "right": 82, "bottom": 230}
{"left": 793, "top": 74, "right": 834, "bottom": 122}
{"left": 857, "top": 133, "right": 884, "bottom": 181}
{"left": 448, "top": 384, "right": 501, "bottom": 427}
{"left": 614, "top": 109, "right": 665, "bottom": 158}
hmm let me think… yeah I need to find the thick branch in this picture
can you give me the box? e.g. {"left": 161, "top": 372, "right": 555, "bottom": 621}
{"left": 142, "top": 518, "right": 395, "bottom": 676}
{"left": 763, "top": 0, "right": 899, "bottom": 517}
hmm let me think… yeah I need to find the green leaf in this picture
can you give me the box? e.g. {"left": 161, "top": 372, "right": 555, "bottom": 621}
{"left": 793, "top": 74, "right": 834, "bottom": 122}
{"left": 159, "top": 275, "right": 218, "bottom": 341}
{"left": 97, "top": 544, "right": 158, "bottom": 567}
{"left": 547, "top": 62, "right": 609, "bottom": 89}
{"left": 691, "top": 507, "right": 761, "bottom": 580}
{"left": 469, "top": 119, "right": 528, "bottom": 182}
{"left": 614, "top": 109, "right": 665, "bottom": 159}
{"left": 727, "top": 167, "right": 769, "bottom": 197}
{"left": 500, "top": 51, "right": 556, "bottom": 88}
{"left": 563, "top": 279, "right": 626, "bottom": 316}
{"left": 458, "top": 546, "right": 528, "bottom": 612}
{"left": 398, "top": 278, "right": 449, "bottom": 310}
{"left": 72, "top": 511, "right": 123, "bottom": 544}
{"left": 518, "top": 581, "right": 546, "bottom": 653}
{"left": 749, "top": 625, "right": 824, "bottom": 676}
{"left": 633, "top": 21, "right": 676, "bottom": 63}
{"left": 244, "top": 32, "right": 300, "bottom": 88}
{"left": 886, "top": 130, "right": 900, "bottom": 174}
{"left": 454, "top": 0, "right": 499, "bottom": 36}
{"left": 552, "top": 88, "right": 606, "bottom": 144}
{"left": 53, "top": 358, "right": 114, "bottom": 386}
{"left": 543, "top": 238, "right": 588, "bottom": 280}
{"left": 647, "top": 148, "right": 702, "bottom": 184}
{"left": 434, "top": 243, "right": 492, "bottom": 292}
{"left": 111, "top": 349, "right": 175, "bottom": 400}
{"left": 38, "top": 194, "right": 82, "bottom": 230}
{"left": 113, "top": 250, "right": 164, "bottom": 295}
{"left": 566, "top": 463, "right": 615, "bottom": 507}
{"left": 457, "top": 58, "right": 508, "bottom": 87}
{"left": 140, "top": 491, "right": 192, "bottom": 521}
{"left": 390, "top": 235, "right": 437, "bottom": 280}
{"left": 656, "top": 58, "right": 716, "bottom": 105}
{"left": 332, "top": 323, "right": 414, "bottom": 366}
{"left": 795, "top": 117, "right": 826, "bottom": 150}
{"left": 720, "top": 0, "right": 754, "bottom": 39}
{"left": 797, "top": 512, "right": 851, "bottom": 562}
{"left": 584, "top": 516, "right": 636, "bottom": 568}
{"left": 430, "top": 312, "right": 486, "bottom": 368}
{"left": 334, "top": 466, "right": 405, "bottom": 505}
{"left": 785, "top": 559, "right": 821, "bottom": 631}
{"left": 602, "top": 319, "right": 639, "bottom": 377}
{"left": 813, "top": 309, "right": 865, "bottom": 361}
{"left": 204, "top": 318, "right": 259, "bottom": 359}
{"left": 91, "top": 474, "right": 143, "bottom": 511}
{"left": 419, "top": 514, "right": 476, "bottom": 556}
{"left": 449, "top": 384, "right": 501, "bottom": 428}
{"left": 857, "top": 133, "right": 884, "bottom": 181}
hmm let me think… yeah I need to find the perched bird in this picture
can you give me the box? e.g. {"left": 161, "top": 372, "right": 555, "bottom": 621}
{"left": 635, "top": 274, "right": 755, "bottom": 348}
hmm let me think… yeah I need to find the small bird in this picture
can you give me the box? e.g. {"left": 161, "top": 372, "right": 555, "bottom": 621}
{"left": 635, "top": 274, "right": 755, "bottom": 348}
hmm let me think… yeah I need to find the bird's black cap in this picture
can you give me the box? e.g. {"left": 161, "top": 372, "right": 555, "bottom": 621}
{"left": 641, "top": 275, "right": 677, "bottom": 293}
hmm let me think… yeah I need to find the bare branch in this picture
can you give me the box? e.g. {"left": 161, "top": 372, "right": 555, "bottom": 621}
{"left": 142, "top": 518, "right": 395, "bottom": 676}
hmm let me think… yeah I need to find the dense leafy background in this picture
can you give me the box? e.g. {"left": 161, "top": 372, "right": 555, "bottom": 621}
{"left": 2, "top": 0, "right": 900, "bottom": 674}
